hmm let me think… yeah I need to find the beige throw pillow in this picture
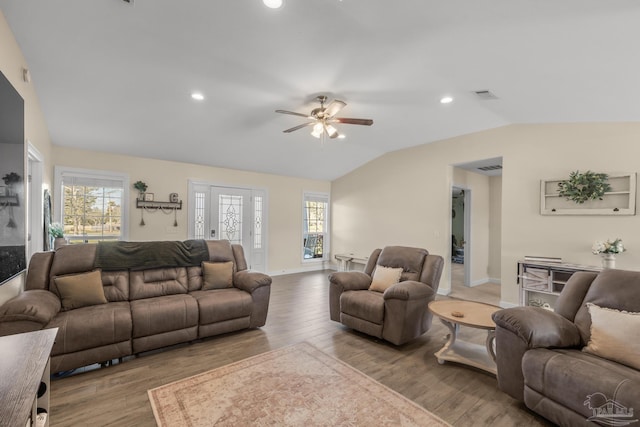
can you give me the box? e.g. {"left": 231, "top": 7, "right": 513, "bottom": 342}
{"left": 583, "top": 302, "right": 640, "bottom": 370}
{"left": 369, "top": 266, "right": 403, "bottom": 293}
{"left": 54, "top": 270, "right": 108, "bottom": 311}
{"left": 202, "top": 261, "right": 234, "bottom": 290}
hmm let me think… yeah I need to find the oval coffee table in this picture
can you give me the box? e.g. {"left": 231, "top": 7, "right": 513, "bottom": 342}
{"left": 428, "top": 299, "right": 500, "bottom": 375}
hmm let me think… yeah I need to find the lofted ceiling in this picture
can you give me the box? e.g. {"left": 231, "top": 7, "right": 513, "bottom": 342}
{"left": 1, "top": 1, "right": 639, "bottom": 181}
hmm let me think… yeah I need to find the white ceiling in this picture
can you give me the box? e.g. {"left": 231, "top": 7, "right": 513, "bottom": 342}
{"left": 2, "top": 1, "right": 639, "bottom": 181}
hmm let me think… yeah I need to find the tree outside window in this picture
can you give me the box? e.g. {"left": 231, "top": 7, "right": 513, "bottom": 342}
{"left": 303, "top": 193, "right": 329, "bottom": 260}
{"left": 63, "top": 185, "right": 123, "bottom": 243}
{"left": 55, "top": 167, "right": 128, "bottom": 244}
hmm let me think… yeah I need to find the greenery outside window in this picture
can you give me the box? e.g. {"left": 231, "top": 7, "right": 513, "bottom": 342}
{"left": 303, "top": 192, "right": 329, "bottom": 261}
{"left": 54, "top": 167, "right": 129, "bottom": 244}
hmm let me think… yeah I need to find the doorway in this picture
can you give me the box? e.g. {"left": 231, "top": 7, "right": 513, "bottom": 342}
{"left": 451, "top": 186, "right": 470, "bottom": 287}
{"left": 188, "top": 182, "right": 267, "bottom": 272}
{"left": 449, "top": 158, "right": 503, "bottom": 305}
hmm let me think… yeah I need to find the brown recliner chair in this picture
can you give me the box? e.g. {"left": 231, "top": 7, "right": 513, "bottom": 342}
{"left": 329, "top": 246, "right": 444, "bottom": 345}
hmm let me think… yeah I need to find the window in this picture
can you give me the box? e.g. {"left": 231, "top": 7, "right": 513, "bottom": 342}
{"left": 54, "top": 167, "right": 129, "bottom": 244}
{"left": 193, "top": 191, "right": 206, "bottom": 239}
{"left": 254, "top": 195, "right": 263, "bottom": 249}
{"left": 303, "top": 192, "right": 329, "bottom": 260}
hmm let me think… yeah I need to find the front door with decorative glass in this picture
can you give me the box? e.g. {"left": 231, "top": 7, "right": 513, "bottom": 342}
{"left": 188, "top": 183, "right": 266, "bottom": 272}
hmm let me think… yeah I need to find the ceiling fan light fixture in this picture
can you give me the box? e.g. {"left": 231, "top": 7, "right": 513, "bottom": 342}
{"left": 311, "top": 123, "right": 324, "bottom": 138}
{"left": 263, "top": 0, "right": 283, "bottom": 9}
{"left": 325, "top": 123, "right": 338, "bottom": 138}
{"left": 277, "top": 95, "right": 373, "bottom": 140}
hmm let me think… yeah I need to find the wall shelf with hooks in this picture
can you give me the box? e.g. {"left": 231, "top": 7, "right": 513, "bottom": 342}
{"left": 0, "top": 195, "right": 19, "bottom": 207}
{"left": 136, "top": 200, "right": 182, "bottom": 210}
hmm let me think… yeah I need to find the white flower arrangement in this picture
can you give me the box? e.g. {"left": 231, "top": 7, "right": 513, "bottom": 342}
{"left": 592, "top": 238, "right": 625, "bottom": 255}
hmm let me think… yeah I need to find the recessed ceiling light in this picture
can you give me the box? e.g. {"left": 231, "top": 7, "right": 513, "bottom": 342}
{"left": 440, "top": 96, "right": 453, "bottom": 104}
{"left": 191, "top": 92, "right": 204, "bottom": 101}
{"left": 337, "top": 134, "right": 346, "bottom": 139}
{"left": 263, "top": 0, "right": 283, "bottom": 9}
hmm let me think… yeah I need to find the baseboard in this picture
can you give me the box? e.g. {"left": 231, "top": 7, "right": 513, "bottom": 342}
{"left": 268, "top": 263, "right": 334, "bottom": 277}
{"left": 437, "top": 287, "right": 451, "bottom": 296}
{"left": 469, "top": 277, "right": 502, "bottom": 287}
{"left": 469, "top": 278, "right": 490, "bottom": 287}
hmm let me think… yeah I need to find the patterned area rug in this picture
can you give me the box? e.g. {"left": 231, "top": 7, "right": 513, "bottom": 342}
{"left": 148, "top": 342, "right": 450, "bottom": 426}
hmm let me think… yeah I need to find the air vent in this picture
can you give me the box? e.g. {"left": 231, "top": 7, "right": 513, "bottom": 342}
{"left": 473, "top": 90, "right": 499, "bottom": 100}
{"left": 477, "top": 165, "right": 502, "bottom": 172}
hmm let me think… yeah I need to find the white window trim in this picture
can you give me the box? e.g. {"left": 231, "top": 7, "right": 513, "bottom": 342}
{"left": 302, "top": 191, "right": 330, "bottom": 263}
{"left": 27, "top": 141, "right": 44, "bottom": 258}
{"left": 53, "top": 166, "right": 130, "bottom": 240}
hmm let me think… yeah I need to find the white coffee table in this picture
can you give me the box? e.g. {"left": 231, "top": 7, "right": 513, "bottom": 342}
{"left": 428, "top": 299, "right": 500, "bottom": 375}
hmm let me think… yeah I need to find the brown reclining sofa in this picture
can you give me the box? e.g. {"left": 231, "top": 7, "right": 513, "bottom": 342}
{"left": 492, "top": 269, "right": 639, "bottom": 426}
{"left": 0, "top": 239, "right": 271, "bottom": 374}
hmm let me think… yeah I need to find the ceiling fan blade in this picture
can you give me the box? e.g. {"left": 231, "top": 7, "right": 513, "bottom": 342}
{"left": 334, "top": 117, "right": 374, "bottom": 126}
{"left": 275, "top": 109, "right": 311, "bottom": 118}
{"left": 283, "top": 122, "right": 315, "bottom": 133}
{"left": 324, "top": 100, "right": 346, "bottom": 118}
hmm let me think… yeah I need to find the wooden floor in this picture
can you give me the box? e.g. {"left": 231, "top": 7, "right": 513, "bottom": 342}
{"left": 449, "top": 262, "right": 502, "bottom": 305}
{"left": 49, "top": 270, "right": 551, "bottom": 426}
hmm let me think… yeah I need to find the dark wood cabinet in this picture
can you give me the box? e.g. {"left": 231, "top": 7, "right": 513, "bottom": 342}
{"left": 0, "top": 328, "right": 57, "bottom": 427}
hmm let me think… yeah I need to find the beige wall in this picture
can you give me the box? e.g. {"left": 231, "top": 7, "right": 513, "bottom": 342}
{"left": 331, "top": 123, "right": 640, "bottom": 305}
{"left": 53, "top": 146, "right": 330, "bottom": 275}
{"left": 0, "top": 12, "right": 53, "bottom": 303}
{"left": 0, "top": 11, "right": 53, "bottom": 185}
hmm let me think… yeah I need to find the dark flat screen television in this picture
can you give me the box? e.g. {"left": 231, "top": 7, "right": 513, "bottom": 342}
{"left": 0, "top": 70, "right": 26, "bottom": 285}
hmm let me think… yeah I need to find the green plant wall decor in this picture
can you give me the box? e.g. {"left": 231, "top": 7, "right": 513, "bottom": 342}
{"left": 557, "top": 170, "right": 611, "bottom": 204}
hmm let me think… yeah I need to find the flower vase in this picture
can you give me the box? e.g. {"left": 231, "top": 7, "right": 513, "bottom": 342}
{"left": 601, "top": 253, "right": 616, "bottom": 269}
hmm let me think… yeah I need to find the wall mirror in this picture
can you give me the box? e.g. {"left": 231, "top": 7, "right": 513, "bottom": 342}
{"left": 0, "top": 71, "right": 26, "bottom": 285}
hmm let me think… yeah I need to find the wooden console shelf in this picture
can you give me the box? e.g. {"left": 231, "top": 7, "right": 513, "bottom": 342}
{"left": 518, "top": 261, "right": 601, "bottom": 309}
{"left": 334, "top": 253, "right": 369, "bottom": 271}
{"left": 0, "top": 328, "right": 57, "bottom": 427}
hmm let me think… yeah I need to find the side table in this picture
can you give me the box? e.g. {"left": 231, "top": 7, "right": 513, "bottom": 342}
{"left": 428, "top": 300, "right": 500, "bottom": 375}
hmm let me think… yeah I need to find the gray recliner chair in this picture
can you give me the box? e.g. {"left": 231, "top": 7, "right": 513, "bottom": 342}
{"left": 329, "top": 246, "right": 444, "bottom": 345}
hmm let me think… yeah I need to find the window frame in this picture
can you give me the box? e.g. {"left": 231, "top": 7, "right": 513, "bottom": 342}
{"left": 53, "top": 166, "right": 130, "bottom": 243}
{"left": 302, "top": 191, "right": 330, "bottom": 263}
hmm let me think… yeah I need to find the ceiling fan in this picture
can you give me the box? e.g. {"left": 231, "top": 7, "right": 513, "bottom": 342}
{"left": 275, "top": 95, "right": 373, "bottom": 139}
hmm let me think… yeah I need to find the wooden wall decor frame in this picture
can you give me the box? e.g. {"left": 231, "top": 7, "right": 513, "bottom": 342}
{"left": 540, "top": 173, "right": 636, "bottom": 215}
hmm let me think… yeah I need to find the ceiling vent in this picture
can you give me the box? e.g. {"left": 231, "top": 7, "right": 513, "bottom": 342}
{"left": 477, "top": 164, "right": 502, "bottom": 172}
{"left": 473, "top": 90, "right": 499, "bottom": 100}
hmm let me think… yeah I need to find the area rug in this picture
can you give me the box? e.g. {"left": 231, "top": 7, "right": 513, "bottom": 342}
{"left": 148, "top": 342, "right": 450, "bottom": 426}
